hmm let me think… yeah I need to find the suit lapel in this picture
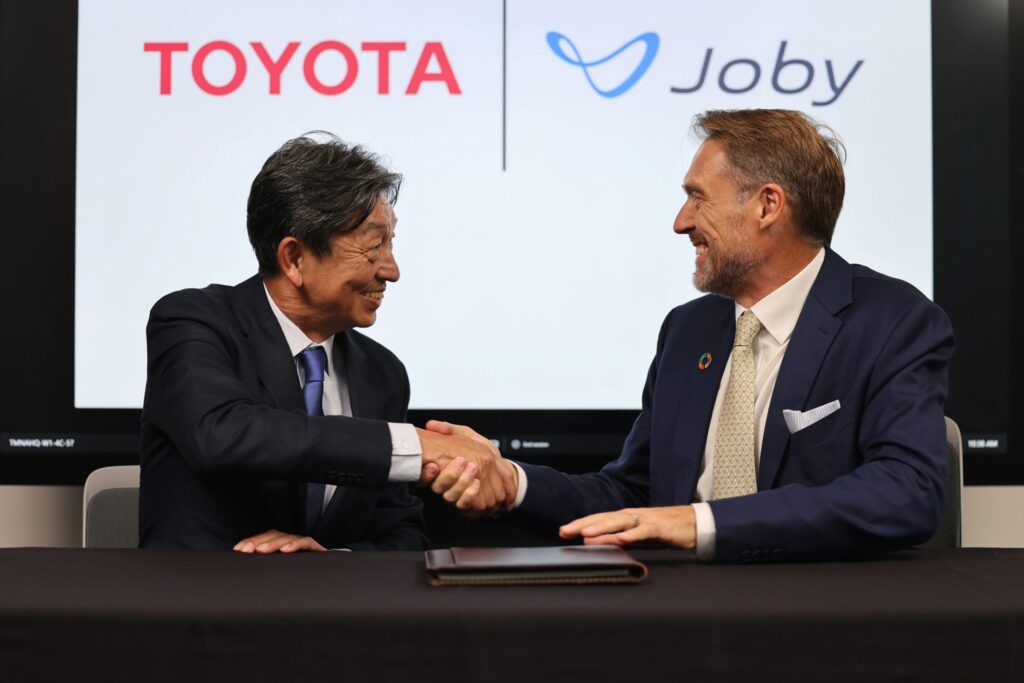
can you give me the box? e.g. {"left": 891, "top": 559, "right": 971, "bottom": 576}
{"left": 758, "top": 249, "right": 852, "bottom": 489}
{"left": 228, "top": 275, "right": 304, "bottom": 412}
{"left": 337, "top": 331, "right": 370, "bottom": 416}
{"left": 672, "top": 298, "right": 735, "bottom": 502}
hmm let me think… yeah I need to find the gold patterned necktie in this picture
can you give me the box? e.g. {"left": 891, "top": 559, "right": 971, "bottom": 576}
{"left": 711, "top": 311, "right": 763, "bottom": 500}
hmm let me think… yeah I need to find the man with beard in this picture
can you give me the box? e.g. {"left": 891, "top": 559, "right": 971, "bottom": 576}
{"left": 425, "top": 109, "right": 954, "bottom": 563}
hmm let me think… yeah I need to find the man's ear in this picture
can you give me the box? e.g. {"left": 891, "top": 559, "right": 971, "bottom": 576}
{"left": 276, "top": 237, "right": 304, "bottom": 288}
{"left": 758, "top": 183, "right": 787, "bottom": 230}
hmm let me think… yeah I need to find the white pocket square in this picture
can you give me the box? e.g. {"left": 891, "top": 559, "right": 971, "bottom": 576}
{"left": 783, "top": 400, "right": 841, "bottom": 434}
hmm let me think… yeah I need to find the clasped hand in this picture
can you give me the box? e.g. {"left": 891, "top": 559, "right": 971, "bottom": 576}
{"left": 417, "top": 420, "right": 518, "bottom": 517}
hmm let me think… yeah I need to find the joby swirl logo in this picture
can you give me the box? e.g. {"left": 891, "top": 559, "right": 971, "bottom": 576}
{"left": 545, "top": 31, "right": 660, "bottom": 98}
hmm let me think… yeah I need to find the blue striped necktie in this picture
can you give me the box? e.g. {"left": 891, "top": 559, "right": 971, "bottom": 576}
{"left": 298, "top": 346, "right": 328, "bottom": 533}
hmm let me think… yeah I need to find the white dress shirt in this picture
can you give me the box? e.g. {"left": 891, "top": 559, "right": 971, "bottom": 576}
{"left": 510, "top": 248, "right": 825, "bottom": 560}
{"left": 264, "top": 286, "right": 422, "bottom": 514}
{"left": 691, "top": 247, "right": 825, "bottom": 559}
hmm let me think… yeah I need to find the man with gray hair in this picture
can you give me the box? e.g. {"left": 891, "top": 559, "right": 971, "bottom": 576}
{"left": 140, "top": 133, "right": 512, "bottom": 551}
{"left": 428, "top": 109, "right": 954, "bottom": 563}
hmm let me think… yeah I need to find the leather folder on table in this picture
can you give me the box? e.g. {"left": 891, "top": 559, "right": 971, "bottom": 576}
{"left": 424, "top": 545, "right": 649, "bottom": 586}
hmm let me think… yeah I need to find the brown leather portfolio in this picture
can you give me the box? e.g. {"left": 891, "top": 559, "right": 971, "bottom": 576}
{"left": 424, "top": 545, "right": 649, "bottom": 586}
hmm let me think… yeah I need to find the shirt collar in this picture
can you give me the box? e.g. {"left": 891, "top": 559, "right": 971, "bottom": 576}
{"left": 736, "top": 247, "right": 826, "bottom": 345}
{"left": 264, "top": 283, "right": 336, "bottom": 375}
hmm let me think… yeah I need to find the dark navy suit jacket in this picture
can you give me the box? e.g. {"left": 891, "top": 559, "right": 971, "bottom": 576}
{"left": 513, "top": 250, "right": 954, "bottom": 562}
{"left": 139, "top": 275, "right": 427, "bottom": 550}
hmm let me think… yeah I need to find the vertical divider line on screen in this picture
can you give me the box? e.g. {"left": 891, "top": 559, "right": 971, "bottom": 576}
{"left": 502, "top": 0, "right": 508, "bottom": 171}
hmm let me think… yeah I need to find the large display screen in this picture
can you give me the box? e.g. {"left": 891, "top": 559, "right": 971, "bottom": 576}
{"left": 74, "top": 0, "right": 933, "bottom": 410}
{"left": 3, "top": 0, "right": 1018, "bottom": 486}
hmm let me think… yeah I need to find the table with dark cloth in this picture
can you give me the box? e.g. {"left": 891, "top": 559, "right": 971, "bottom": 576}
{"left": 0, "top": 548, "right": 1021, "bottom": 682}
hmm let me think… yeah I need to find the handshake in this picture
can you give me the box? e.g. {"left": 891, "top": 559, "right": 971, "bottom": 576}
{"left": 416, "top": 420, "right": 517, "bottom": 517}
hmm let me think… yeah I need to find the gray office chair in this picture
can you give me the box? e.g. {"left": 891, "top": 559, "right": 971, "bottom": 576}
{"left": 920, "top": 416, "right": 963, "bottom": 549}
{"left": 82, "top": 465, "right": 141, "bottom": 548}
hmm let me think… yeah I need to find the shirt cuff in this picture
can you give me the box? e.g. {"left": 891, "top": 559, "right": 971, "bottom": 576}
{"left": 509, "top": 461, "right": 528, "bottom": 509}
{"left": 692, "top": 502, "right": 716, "bottom": 562}
{"left": 386, "top": 422, "right": 422, "bottom": 482}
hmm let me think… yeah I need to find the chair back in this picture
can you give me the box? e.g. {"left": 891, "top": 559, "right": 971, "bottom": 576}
{"left": 82, "top": 465, "right": 141, "bottom": 548}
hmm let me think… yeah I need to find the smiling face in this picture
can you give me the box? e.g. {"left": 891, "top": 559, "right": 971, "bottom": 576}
{"left": 298, "top": 195, "right": 399, "bottom": 334}
{"left": 673, "top": 140, "right": 767, "bottom": 299}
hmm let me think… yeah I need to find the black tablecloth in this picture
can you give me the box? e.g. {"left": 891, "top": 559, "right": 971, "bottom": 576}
{"left": 0, "top": 548, "right": 1021, "bottom": 681}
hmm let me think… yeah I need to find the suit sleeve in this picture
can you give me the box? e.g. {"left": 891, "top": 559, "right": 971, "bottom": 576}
{"left": 508, "top": 315, "right": 673, "bottom": 537}
{"left": 145, "top": 291, "right": 393, "bottom": 488}
{"left": 709, "top": 299, "right": 955, "bottom": 563}
{"left": 342, "top": 361, "right": 428, "bottom": 550}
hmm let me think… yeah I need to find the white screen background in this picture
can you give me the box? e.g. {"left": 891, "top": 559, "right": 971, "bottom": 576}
{"left": 75, "top": 0, "right": 932, "bottom": 409}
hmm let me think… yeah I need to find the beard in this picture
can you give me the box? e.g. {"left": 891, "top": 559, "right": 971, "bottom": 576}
{"left": 692, "top": 229, "right": 765, "bottom": 298}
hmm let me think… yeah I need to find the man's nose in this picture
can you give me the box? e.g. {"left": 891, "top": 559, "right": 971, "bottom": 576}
{"left": 673, "top": 200, "right": 695, "bottom": 234}
{"left": 379, "top": 247, "right": 400, "bottom": 282}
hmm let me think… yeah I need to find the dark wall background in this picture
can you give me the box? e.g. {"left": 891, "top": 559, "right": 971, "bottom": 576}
{"left": 933, "top": 0, "right": 1022, "bottom": 483}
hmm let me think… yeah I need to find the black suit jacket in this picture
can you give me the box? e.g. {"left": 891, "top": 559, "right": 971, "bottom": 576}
{"left": 139, "top": 275, "right": 427, "bottom": 550}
